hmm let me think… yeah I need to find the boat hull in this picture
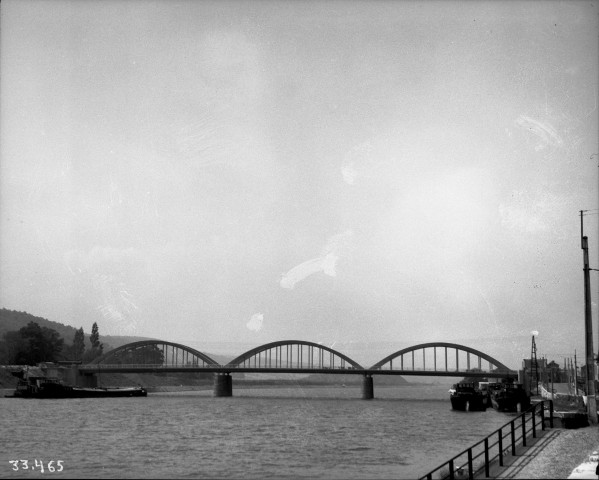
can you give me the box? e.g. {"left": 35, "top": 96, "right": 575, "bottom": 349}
{"left": 489, "top": 383, "right": 530, "bottom": 412}
{"left": 450, "top": 396, "right": 482, "bottom": 411}
{"left": 449, "top": 383, "right": 488, "bottom": 411}
{"left": 10, "top": 382, "right": 147, "bottom": 399}
{"left": 450, "top": 395, "right": 487, "bottom": 411}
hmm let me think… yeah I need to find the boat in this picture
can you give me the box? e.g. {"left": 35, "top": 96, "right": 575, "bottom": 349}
{"left": 488, "top": 381, "right": 530, "bottom": 412}
{"left": 8, "top": 379, "right": 148, "bottom": 398}
{"left": 478, "top": 381, "right": 492, "bottom": 408}
{"left": 448, "top": 382, "right": 488, "bottom": 411}
{"left": 5, "top": 365, "right": 147, "bottom": 399}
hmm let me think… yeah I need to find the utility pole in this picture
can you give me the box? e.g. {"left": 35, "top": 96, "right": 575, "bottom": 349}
{"left": 581, "top": 210, "right": 598, "bottom": 424}
{"left": 568, "top": 358, "right": 576, "bottom": 395}
{"left": 530, "top": 335, "right": 539, "bottom": 395}
{"left": 574, "top": 351, "right": 578, "bottom": 396}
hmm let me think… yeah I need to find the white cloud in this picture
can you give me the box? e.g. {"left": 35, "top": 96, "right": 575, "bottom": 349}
{"left": 63, "top": 246, "right": 146, "bottom": 335}
{"left": 341, "top": 163, "right": 357, "bottom": 185}
{"left": 280, "top": 231, "right": 353, "bottom": 289}
{"left": 515, "top": 115, "right": 563, "bottom": 151}
{"left": 280, "top": 257, "right": 333, "bottom": 289}
{"left": 246, "top": 312, "right": 264, "bottom": 332}
{"left": 341, "top": 142, "right": 373, "bottom": 185}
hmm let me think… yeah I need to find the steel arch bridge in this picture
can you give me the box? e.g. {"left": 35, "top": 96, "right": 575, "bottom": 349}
{"left": 82, "top": 339, "right": 516, "bottom": 377}
{"left": 227, "top": 340, "right": 365, "bottom": 370}
{"left": 90, "top": 340, "right": 219, "bottom": 367}
{"left": 76, "top": 339, "right": 519, "bottom": 397}
{"left": 369, "top": 342, "right": 512, "bottom": 376}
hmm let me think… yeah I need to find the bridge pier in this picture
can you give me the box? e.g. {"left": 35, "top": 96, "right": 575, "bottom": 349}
{"left": 361, "top": 374, "right": 374, "bottom": 400}
{"left": 213, "top": 373, "right": 233, "bottom": 397}
{"left": 67, "top": 366, "right": 97, "bottom": 387}
{"left": 78, "top": 373, "right": 98, "bottom": 388}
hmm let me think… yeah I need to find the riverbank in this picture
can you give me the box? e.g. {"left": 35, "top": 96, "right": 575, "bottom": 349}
{"left": 490, "top": 425, "right": 599, "bottom": 479}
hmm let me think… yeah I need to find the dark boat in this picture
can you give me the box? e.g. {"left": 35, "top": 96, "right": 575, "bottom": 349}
{"left": 448, "top": 382, "right": 488, "bottom": 411}
{"left": 8, "top": 379, "right": 147, "bottom": 398}
{"left": 5, "top": 365, "right": 147, "bottom": 399}
{"left": 488, "top": 382, "right": 530, "bottom": 412}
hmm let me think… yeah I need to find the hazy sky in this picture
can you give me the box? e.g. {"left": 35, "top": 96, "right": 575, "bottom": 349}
{"left": 1, "top": 0, "right": 598, "bottom": 368}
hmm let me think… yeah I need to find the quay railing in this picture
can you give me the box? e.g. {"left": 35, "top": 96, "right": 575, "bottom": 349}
{"left": 419, "top": 400, "right": 554, "bottom": 480}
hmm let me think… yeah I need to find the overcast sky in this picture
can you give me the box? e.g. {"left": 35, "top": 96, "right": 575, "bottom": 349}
{"left": 1, "top": 0, "right": 598, "bottom": 368}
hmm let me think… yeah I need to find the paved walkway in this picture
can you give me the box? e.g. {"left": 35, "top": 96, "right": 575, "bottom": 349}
{"left": 485, "top": 425, "right": 599, "bottom": 479}
{"left": 550, "top": 383, "right": 575, "bottom": 395}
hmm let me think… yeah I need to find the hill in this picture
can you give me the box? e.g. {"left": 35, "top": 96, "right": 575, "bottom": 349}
{"left": 0, "top": 308, "right": 152, "bottom": 351}
{"left": 0, "top": 308, "right": 233, "bottom": 364}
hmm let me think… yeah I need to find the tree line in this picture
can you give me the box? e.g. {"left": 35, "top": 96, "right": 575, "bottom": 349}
{"left": 0, "top": 321, "right": 104, "bottom": 365}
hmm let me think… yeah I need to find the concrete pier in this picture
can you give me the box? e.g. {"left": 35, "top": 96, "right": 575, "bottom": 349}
{"left": 60, "top": 366, "right": 98, "bottom": 387}
{"left": 79, "top": 373, "right": 98, "bottom": 388}
{"left": 213, "top": 373, "right": 233, "bottom": 397}
{"left": 361, "top": 374, "right": 374, "bottom": 399}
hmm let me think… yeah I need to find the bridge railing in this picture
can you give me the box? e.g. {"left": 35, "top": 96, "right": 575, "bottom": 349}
{"left": 224, "top": 364, "right": 358, "bottom": 370}
{"left": 370, "top": 367, "right": 516, "bottom": 374}
{"left": 81, "top": 364, "right": 220, "bottom": 369}
{"left": 419, "top": 400, "right": 554, "bottom": 480}
{"left": 80, "top": 363, "right": 361, "bottom": 370}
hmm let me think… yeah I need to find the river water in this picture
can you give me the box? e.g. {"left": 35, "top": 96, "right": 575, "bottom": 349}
{"left": 1, "top": 384, "right": 517, "bottom": 479}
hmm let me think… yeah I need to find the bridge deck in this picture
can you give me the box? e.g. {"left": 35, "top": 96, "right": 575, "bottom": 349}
{"left": 78, "top": 365, "right": 518, "bottom": 377}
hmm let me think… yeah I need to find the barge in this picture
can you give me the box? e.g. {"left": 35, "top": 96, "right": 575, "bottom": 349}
{"left": 5, "top": 365, "right": 147, "bottom": 399}
{"left": 448, "top": 382, "right": 488, "bottom": 411}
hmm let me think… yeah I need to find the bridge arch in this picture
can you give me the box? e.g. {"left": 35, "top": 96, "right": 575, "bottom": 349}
{"left": 228, "top": 340, "right": 364, "bottom": 370}
{"left": 90, "top": 340, "right": 219, "bottom": 367}
{"left": 370, "top": 342, "right": 512, "bottom": 374}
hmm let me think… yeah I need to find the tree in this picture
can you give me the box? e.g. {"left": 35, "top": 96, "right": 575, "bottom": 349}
{"left": 89, "top": 322, "right": 103, "bottom": 352}
{"left": 111, "top": 344, "right": 164, "bottom": 365}
{"left": 0, "top": 322, "right": 65, "bottom": 365}
{"left": 0, "top": 330, "right": 26, "bottom": 364}
{"left": 71, "top": 327, "right": 85, "bottom": 361}
{"left": 83, "top": 322, "right": 104, "bottom": 362}
{"left": 90, "top": 322, "right": 98, "bottom": 349}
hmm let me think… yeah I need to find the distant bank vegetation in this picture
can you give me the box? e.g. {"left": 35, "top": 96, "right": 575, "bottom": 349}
{"left": 0, "top": 308, "right": 150, "bottom": 365}
{"left": 0, "top": 308, "right": 105, "bottom": 365}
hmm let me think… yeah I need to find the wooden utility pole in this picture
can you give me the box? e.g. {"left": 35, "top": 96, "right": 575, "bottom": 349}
{"left": 530, "top": 335, "right": 539, "bottom": 395}
{"left": 574, "top": 351, "right": 578, "bottom": 396}
{"left": 581, "top": 210, "right": 597, "bottom": 424}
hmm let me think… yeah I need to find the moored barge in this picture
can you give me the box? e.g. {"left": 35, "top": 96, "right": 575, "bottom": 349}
{"left": 5, "top": 364, "right": 147, "bottom": 399}
{"left": 448, "top": 382, "right": 488, "bottom": 411}
{"left": 488, "top": 381, "right": 530, "bottom": 412}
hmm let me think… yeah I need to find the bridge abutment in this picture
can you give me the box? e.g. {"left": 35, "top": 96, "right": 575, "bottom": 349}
{"left": 361, "top": 374, "right": 374, "bottom": 400}
{"left": 213, "top": 373, "right": 233, "bottom": 397}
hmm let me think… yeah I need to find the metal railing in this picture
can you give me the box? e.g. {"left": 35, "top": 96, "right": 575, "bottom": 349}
{"left": 82, "top": 364, "right": 217, "bottom": 369}
{"left": 79, "top": 363, "right": 359, "bottom": 370}
{"left": 419, "top": 400, "right": 554, "bottom": 480}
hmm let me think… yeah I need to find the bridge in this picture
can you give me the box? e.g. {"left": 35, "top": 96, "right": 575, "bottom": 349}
{"left": 74, "top": 340, "right": 520, "bottom": 398}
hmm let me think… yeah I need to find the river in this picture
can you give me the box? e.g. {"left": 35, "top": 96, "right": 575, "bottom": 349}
{"left": 1, "top": 384, "right": 518, "bottom": 479}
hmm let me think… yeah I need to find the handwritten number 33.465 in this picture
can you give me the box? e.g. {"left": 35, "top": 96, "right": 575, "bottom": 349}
{"left": 9, "top": 460, "right": 64, "bottom": 473}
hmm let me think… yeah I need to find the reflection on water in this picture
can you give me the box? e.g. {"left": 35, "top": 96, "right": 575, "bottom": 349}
{"left": 1, "top": 385, "right": 513, "bottom": 479}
